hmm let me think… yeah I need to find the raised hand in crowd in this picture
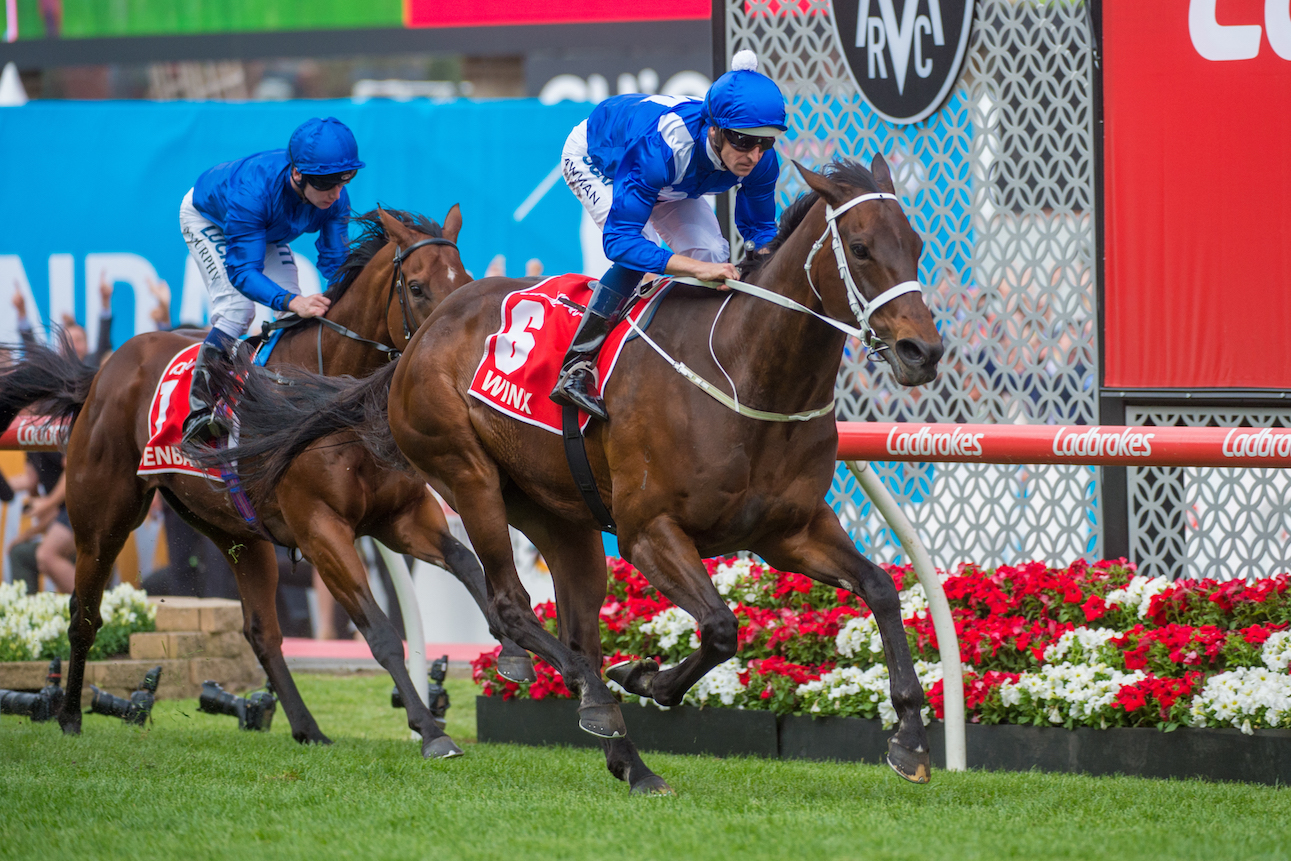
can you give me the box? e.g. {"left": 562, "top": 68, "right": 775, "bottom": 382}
{"left": 99, "top": 269, "right": 113, "bottom": 310}
{"left": 11, "top": 281, "right": 26, "bottom": 321}
{"left": 147, "top": 277, "right": 172, "bottom": 331}
{"left": 525, "top": 258, "right": 544, "bottom": 278}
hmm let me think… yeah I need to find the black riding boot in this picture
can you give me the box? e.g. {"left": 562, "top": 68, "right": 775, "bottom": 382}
{"left": 550, "top": 287, "right": 629, "bottom": 421}
{"left": 180, "top": 341, "right": 231, "bottom": 446}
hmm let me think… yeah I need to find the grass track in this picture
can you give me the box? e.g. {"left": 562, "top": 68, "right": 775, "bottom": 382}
{"left": 1, "top": 673, "right": 1287, "bottom": 861}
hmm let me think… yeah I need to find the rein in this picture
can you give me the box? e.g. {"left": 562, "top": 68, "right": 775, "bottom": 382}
{"left": 657, "top": 191, "right": 925, "bottom": 423}
{"left": 259, "top": 235, "right": 458, "bottom": 373}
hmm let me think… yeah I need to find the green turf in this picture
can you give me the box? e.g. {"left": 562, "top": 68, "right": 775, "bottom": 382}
{"left": 1, "top": 673, "right": 1287, "bottom": 861}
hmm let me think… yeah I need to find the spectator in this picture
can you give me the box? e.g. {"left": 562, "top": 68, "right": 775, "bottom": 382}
{"left": 525, "top": 258, "right": 544, "bottom": 278}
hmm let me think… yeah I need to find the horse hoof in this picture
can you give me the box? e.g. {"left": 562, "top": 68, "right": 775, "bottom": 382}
{"left": 59, "top": 721, "right": 81, "bottom": 736}
{"left": 605, "top": 658, "right": 659, "bottom": 698}
{"left": 577, "top": 703, "right": 627, "bottom": 739}
{"left": 886, "top": 740, "right": 932, "bottom": 784}
{"left": 496, "top": 655, "right": 537, "bottom": 684}
{"left": 297, "top": 732, "right": 333, "bottom": 746}
{"left": 423, "top": 736, "right": 464, "bottom": 759}
{"left": 629, "top": 774, "right": 676, "bottom": 797}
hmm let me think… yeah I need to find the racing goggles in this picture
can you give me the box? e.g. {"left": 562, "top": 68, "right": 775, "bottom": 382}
{"left": 301, "top": 170, "right": 356, "bottom": 191}
{"left": 722, "top": 129, "right": 777, "bottom": 153}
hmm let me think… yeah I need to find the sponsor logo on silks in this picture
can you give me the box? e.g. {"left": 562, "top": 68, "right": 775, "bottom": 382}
{"left": 167, "top": 358, "right": 196, "bottom": 377}
{"left": 1222, "top": 427, "right": 1291, "bottom": 459}
{"left": 831, "top": 0, "right": 975, "bottom": 125}
{"left": 479, "top": 369, "right": 535, "bottom": 415}
{"left": 140, "top": 445, "right": 209, "bottom": 471}
{"left": 1051, "top": 426, "right": 1155, "bottom": 458}
{"left": 886, "top": 424, "right": 985, "bottom": 457}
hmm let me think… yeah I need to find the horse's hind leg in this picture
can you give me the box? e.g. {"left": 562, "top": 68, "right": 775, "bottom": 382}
{"left": 295, "top": 510, "right": 462, "bottom": 758}
{"left": 207, "top": 529, "right": 330, "bottom": 745}
{"left": 375, "top": 491, "right": 534, "bottom": 683}
{"left": 510, "top": 499, "right": 672, "bottom": 795}
{"left": 758, "top": 503, "right": 931, "bottom": 784}
{"left": 59, "top": 476, "right": 152, "bottom": 734}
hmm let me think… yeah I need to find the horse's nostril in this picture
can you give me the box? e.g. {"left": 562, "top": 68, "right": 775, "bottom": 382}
{"left": 895, "top": 338, "right": 938, "bottom": 369}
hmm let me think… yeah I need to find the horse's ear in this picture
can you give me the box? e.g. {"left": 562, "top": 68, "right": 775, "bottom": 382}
{"left": 377, "top": 207, "right": 417, "bottom": 248}
{"left": 871, "top": 153, "right": 897, "bottom": 195}
{"left": 442, "top": 204, "right": 462, "bottom": 243}
{"left": 794, "top": 160, "right": 849, "bottom": 207}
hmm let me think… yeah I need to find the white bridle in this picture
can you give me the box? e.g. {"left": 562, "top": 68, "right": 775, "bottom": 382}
{"left": 803, "top": 191, "right": 924, "bottom": 356}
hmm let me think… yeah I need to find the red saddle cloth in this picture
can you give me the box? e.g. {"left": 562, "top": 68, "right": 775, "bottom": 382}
{"left": 468, "top": 273, "right": 668, "bottom": 433}
{"left": 137, "top": 343, "right": 224, "bottom": 481}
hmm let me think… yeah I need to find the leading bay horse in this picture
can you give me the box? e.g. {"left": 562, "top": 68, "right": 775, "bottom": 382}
{"left": 213, "top": 156, "right": 943, "bottom": 791}
{"left": 0, "top": 207, "right": 531, "bottom": 756}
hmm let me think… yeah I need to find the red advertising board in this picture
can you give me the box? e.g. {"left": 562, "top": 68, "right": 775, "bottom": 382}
{"left": 403, "top": 0, "right": 708, "bottom": 28}
{"left": 1103, "top": 0, "right": 1291, "bottom": 389}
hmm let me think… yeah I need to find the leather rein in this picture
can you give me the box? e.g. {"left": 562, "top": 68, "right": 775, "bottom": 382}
{"left": 261, "top": 235, "right": 458, "bottom": 373}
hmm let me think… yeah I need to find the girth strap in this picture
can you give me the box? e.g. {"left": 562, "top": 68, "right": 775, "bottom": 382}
{"left": 561, "top": 405, "right": 617, "bottom": 534}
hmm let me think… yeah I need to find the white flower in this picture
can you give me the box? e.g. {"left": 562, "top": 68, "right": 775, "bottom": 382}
{"left": 638, "top": 606, "right": 700, "bottom": 652}
{"left": 1260, "top": 631, "right": 1291, "bottom": 674}
{"left": 1104, "top": 576, "right": 1172, "bottom": 619}
{"left": 1190, "top": 667, "right": 1291, "bottom": 731}
{"left": 1043, "top": 627, "right": 1119, "bottom": 664}
{"left": 687, "top": 658, "right": 746, "bottom": 707}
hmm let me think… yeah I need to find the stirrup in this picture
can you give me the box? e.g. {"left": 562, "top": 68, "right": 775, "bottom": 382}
{"left": 551, "top": 362, "right": 608, "bottom": 421}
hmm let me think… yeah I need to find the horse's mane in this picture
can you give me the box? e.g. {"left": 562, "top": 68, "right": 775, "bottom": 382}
{"left": 737, "top": 159, "right": 881, "bottom": 281}
{"left": 324, "top": 208, "right": 443, "bottom": 303}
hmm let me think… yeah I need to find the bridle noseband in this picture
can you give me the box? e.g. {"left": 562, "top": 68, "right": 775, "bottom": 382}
{"left": 802, "top": 191, "right": 923, "bottom": 357}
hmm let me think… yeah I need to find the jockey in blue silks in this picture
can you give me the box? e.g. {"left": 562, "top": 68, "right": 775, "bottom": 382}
{"left": 551, "top": 51, "right": 788, "bottom": 420}
{"left": 178, "top": 116, "right": 365, "bottom": 445}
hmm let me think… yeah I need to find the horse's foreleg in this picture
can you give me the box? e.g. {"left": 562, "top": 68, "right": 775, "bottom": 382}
{"left": 614, "top": 516, "right": 738, "bottom": 708}
{"left": 221, "top": 537, "right": 330, "bottom": 745}
{"left": 375, "top": 493, "right": 534, "bottom": 683}
{"left": 511, "top": 507, "right": 670, "bottom": 794}
{"left": 758, "top": 503, "right": 931, "bottom": 784}
{"left": 296, "top": 515, "right": 461, "bottom": 758}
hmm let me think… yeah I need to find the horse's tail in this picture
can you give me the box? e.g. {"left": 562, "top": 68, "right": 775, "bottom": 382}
{"left": 0, "top": 336, "right": 97, "bottom": 433}
{"left": 187, "top": 354, "right": 405, "bottom": 510}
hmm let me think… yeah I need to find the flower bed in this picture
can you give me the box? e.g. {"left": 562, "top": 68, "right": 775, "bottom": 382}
{"left": 473, "top": 558, "right": 1291, "bottom": 735}
{"left": 0, "top": 582, "right": 154, "bottom": 662}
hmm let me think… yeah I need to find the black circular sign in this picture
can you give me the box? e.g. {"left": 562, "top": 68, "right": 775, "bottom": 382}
{"left": 832, "top": 0, "right": 975, "bottom": 125}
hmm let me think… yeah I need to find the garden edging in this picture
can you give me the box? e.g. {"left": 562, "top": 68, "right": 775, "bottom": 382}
{"left": 476, "top": 695, "right": 1291, "bottom": 786}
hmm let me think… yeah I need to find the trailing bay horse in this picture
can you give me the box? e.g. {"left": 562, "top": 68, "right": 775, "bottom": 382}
{"left": 0, "top": 207, "right": 532, "bottom": 757}
{"left": 210, "top": 157, "right": 943, "bottom": 791}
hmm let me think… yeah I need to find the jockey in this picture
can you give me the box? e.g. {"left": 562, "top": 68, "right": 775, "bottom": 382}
{"left": 551, "top": 50, "right": 786, "bottom": 420}
{"left": 178, "top": 116, "right": 364, "bottom": 445}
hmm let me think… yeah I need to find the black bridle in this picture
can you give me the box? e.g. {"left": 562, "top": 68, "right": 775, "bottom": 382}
{"left": 261, "top": 235, "right": 459, "bottom": 373}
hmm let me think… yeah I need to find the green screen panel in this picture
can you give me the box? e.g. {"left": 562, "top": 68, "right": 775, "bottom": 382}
{"left": 13, "top": 0, "right": 403, "bottom": 39}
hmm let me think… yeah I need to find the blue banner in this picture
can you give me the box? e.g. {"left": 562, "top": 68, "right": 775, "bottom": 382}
{"left": 0, "top": 98, "right": 593, "bottom": 350}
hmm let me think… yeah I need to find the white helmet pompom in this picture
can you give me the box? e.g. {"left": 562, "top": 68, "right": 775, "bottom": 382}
{"left": 731, "top": 50, "right": 759, "bottom": 72}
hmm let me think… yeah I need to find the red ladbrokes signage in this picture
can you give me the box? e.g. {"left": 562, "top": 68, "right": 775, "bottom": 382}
{"left": 1103, "top": 0, "right": 1291, "bottom": 389}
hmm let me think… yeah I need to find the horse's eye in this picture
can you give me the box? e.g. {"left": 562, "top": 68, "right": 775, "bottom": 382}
{"left": 408, "top": 281, "right": 424, "bottom": 296}
{"left": 850, "top": 243, "right": 870, "bottom": 261}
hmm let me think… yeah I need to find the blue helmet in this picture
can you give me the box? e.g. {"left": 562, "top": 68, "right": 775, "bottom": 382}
{"left": 702, "top": 52, "right": 787, "bottom": 135}
{"left": 288, "top": 117, "right": 366, "bottom": 175}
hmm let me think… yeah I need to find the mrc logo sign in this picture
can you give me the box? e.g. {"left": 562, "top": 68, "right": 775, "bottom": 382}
{"left": 831, "top": 0, "right": 975, "bottom": 124}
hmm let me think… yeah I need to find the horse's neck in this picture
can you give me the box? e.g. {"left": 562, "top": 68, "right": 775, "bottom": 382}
{"left": 270, "top": 258, "right": 394, "bottom": 376}
{"left": 717, "top": 206, "right": 847, "bottom": 406}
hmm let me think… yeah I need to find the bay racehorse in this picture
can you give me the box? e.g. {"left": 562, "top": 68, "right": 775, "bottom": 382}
{"left": 207, "top": 157, "right": 943, "bottom": 791}
{"left": 0, "top": 207, "right": 532, "bottom": 757}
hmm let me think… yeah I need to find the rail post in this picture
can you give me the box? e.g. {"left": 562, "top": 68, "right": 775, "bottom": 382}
{"left": 846, "top": 461, "right": 966, "bottom": 772}
{"left": 372, "top": 540, "right": 429, "bottom": 738}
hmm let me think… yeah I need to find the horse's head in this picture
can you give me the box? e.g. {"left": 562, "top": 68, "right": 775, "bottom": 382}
{"left": 376, "top": 205, "right": 465, "bottom": 349}
{"left": 795, "top": 156, "right": 943, "bottom": 386}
